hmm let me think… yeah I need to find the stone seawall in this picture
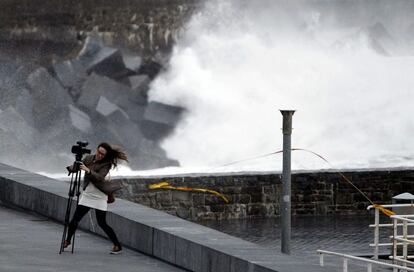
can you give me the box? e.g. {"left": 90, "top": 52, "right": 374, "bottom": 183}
{"left": 115, "top": 168, "right": 414, "bottom": 221}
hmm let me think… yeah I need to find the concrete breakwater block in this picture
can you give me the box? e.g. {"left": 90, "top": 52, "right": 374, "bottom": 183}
{"left": 138, "top": 60, "right": 163, "bottom": 79}
{"left": 106, "top": 110, "right": 144, "bottom": 150}
{"left": 53, "top": 59, "right": 87, "bottom": 89}
{"left": 123, "top": 54, "right": 142, "bottom": 72}
{"left": 76, "top": 34, "right": 104, "bottom": 66}
{"left": 33, "top": 104, "right": 91, "bottom": 154}
{"left": 68, "top": 104, "right": 92, "bottom": 134}
{"left": 141, "top": 101, "right": 184, "bottom": 141}
{"left": 87, "top": 47, "right": 129, "bottom": 81}
{"left": 79, "top": 72, "right": 146, "bottom": 122}
{"left": 78, "top": 73, "right": 131, "bottom": 110}
{"left": 104, "top": 111, "right": 178, "bottom": 169}
{"left": 26, "top": 67, "right": 73, "bottom": 130}
{"left": 129, "top": 74, "right": 151, "bottom": 105}
{"left": 118, "top": 99, "right": 146, "bottom": 123}
{"left": 144, "top": 101, "right": 183, "bottom": 125}
{"left": 95, "top": 96, "right": 120, "bottom": 117}
{"left": 77, "top": 34, "right": 131, "bottom": 83}
{"left": 0, "top": 34, "right": 181, "bottom": 171}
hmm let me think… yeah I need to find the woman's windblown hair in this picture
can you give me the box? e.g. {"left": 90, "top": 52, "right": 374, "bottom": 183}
{"left": 98, "top": 142, "right": 128, "bottom": 168}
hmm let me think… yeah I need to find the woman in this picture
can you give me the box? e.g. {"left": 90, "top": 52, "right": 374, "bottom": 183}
{"left": 64, "top": 142, "right": 128, "bottom": 254}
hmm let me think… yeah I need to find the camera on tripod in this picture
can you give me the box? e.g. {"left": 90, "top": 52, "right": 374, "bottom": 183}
{"left": 60, "top": 140, "right": 91, "bottom": 254}
{"left": 71, "top": 141, "right": 91, "bottom": 161}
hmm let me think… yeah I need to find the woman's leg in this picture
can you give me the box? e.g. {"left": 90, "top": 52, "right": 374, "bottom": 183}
{"left": 66, "top": 205, "right": 90, "bottom": 243}
{"left": 95, "top": 209, "right": 121, "bottom": 248}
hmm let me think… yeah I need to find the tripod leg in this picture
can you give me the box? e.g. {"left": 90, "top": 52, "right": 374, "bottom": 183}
{"left": 59, "top": 196, "right": 73, "bottom": 254}
{"left": 59, "top": 170, "right": 78, "bottom": 254}
{"left": 71, "top": 170, "right": 82, "bottom": 254}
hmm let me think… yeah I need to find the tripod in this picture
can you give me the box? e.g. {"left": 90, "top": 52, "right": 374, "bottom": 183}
{"left": 59, "top": 160, "right": 83, "bottom": 254}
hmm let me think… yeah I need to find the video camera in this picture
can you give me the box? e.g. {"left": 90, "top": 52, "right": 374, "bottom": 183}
{"left": 71, "top": 141, "right": 91, "bottom": 162}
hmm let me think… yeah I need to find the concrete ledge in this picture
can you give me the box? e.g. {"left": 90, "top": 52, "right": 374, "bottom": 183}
{"left": 0, "top": 163, "right": 329, "bottom": 272}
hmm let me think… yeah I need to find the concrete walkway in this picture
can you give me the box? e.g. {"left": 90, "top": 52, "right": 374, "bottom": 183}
{"left": 2, "top": 163, "right": 390, "bottom": 272}
{"left": 0, "top": 205, "right": 185, "bottom": 272}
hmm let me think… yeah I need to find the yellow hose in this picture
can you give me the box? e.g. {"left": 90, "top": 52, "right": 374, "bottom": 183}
{"left": 149, "top": 181, "right": 229, "bottom": 203}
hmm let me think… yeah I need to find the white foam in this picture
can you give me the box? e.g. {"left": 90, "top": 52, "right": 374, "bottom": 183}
{"left": 148, "top": 0, "right": 414, "bottom": 171}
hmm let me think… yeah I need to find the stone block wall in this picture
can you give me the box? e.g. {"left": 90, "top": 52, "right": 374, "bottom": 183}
{"left": 115, "top": 168, "right": 414, "bottom": 221}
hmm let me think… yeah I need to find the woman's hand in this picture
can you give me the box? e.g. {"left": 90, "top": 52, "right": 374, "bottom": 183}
{"left": 79, "top": 163, "right": 91, "bottom": 174}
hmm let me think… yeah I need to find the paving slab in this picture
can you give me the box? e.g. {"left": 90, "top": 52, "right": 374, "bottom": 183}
{"left": 0, "top": 205, "right": 185, "bottom": 272}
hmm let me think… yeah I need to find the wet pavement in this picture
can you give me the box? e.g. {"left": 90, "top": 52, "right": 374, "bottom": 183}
{"left": 199, "top": 215, "right": 393, "bottom": 258}
{"left": 0, "top": 205, "right": 185, "bottom": 272}
{"left": 198, "top": 215, "right": 402, "bottom": 271}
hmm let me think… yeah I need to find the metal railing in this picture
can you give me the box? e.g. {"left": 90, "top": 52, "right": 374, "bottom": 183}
{"left": 317, "top": 249, "right": 414, "bottom": 272}
{"left": 316, "top": 204, "right": 414, "bottom": 272}
{"left": 367, "top": 204, "right": 414, "bottom": 259}
{"left": 390, "top": 214, "right": 414, "bottom": 269}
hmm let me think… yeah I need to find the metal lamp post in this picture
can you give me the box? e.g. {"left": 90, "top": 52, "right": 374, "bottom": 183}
{"left": 280, "top": 110, "right": 295, "bottom": 255}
